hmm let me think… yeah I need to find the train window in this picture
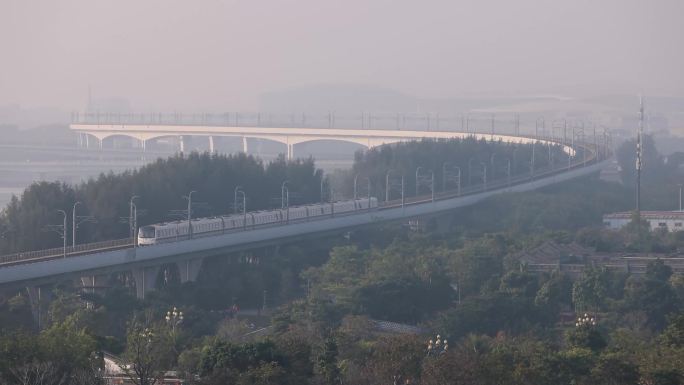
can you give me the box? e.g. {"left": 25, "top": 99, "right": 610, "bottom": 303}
{"left": 139, "top": 226, "right": 155, "bottom": 238}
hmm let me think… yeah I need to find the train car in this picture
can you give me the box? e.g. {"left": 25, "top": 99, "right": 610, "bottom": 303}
{"left": 138, "top": 197, "right": 379, "bottom": 245}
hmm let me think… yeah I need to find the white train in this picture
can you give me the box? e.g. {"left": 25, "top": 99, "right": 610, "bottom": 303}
{"left": 137, "top": 197, "right": 378, "bottom": 245}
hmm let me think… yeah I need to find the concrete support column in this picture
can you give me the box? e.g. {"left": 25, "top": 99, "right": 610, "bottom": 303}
{"left": 179, "top": 135, "right": 185, "bottom": 154}
{"left": 99, "top": 137, "right": 103, "bottom": 150}
{"left": 85, "top": 134, "right": 90, "bottom": 149}
{"left": 287, "top": 144, "right": 294, "bottom": 160}
{"left": 26, "top": 285, "right": 52, "bottom": 330}
{"left": 141, "top": 138, "right": 146, "bottom": 152}
{"left": 209, "top": 136, "right": 215, "bottom": 153}
{"left": 132, "top": 266, "right": 160, "bottom": 300}
{"left": 177, "top": 258, "right": 204, "bottom": 284}
{"left": 79, "top": 274, "right": 108, "bottom": 295}
{"left": 242, "top": 136, "right": 248, "bottom": 154}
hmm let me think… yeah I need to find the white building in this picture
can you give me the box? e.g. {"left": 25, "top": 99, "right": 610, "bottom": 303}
{"left": 603, "top": 211, "right": 684, "bottom": 232}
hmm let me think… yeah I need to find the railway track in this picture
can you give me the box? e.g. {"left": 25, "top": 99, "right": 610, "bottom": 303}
{"left": 0, "top": 141, "right": 600, "bottom": 268}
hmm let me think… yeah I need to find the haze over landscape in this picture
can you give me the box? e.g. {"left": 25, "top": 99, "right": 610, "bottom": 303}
{"left": 2, "top": 2, "right": 684, "bottom": 385}
{"left": 2, "top": 0, "right": 684, "bottom": 113}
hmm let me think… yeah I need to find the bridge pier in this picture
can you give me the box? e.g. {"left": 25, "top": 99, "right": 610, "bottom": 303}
{"left": 209, "top": 136, "right": 215, "bottom": 153}
{"left": 242, "top": 136, "right": 248, "bottom": 154}
{"left": 80, "top": 274, "right": 109, "bottom": 295}
{"left": 179, "top": 135, "right": 185, "bottom": 154}
{"left": 26, "top": 285, "right": 52, "bottom": 330}
{"left": 177, "top": 258, "right": 204, "bottom": 283}
{"left": 132, "top": 266, "right": 160, "bottom": 300}
{"left": 287, "top": 144, "right": 294, "bottom": 160}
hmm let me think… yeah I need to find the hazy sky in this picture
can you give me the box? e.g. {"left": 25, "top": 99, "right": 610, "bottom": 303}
{"left": 1, "top": 0, "right": 682, "bottom": 111}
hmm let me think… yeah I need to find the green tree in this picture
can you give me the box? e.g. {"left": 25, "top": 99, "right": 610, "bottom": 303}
{"left": 120, "top": 321, "right": 173, "bottom": 385}
{"left": 317, "top": 337, "right": 340, "bottom": 385}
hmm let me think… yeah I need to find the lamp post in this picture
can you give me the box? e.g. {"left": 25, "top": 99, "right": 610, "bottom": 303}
{"left": 506, "top": 158, "right": 511, "bottom": 187}
{"left": 281, "top": 181, "right": 289, "bottom": 222}
{"left": 57, "top": 210, "right": 67, "bottom": 258}
{"left": 401, "top": 175, "right": 405, "bottom": 208}
{"left": 481, "top": 163, "right": 487, "bottom": 191}
{"left": 468, "top": 157, "right": 476, "bottom": 186}
{"left": 183, "top": 191, "right": 196, "bottom": 239}
{"left": 234, "top": 186, "right": 245, "bottom": 214}
{"left": 531, "top": 141, "right": 536, "bottom": 179}
{"left": 234, "top": 186, "right": 247, "bottom": 226}
{"left": 678, "top": 184, "right": 683, "bottom": 211}
{"left": 575, "top": 313, "right": 596, "bottom": 328}
{"left": 353, "top": 174, "right": 359, "bottom": 200}
{"left": 426, "top": 334, "right": 448, "bottom": 356}
{"left": 366, "top": 176, "right": 371, "bottom": 210}
{"left": 129, "top": 195, "right": 139, "bottom": 241}
{"left": 166, "top": 306, "right": 184, "bottom": 353}
{"left": 442, "top": 162, "right": 461, "bottom": 195}
{"left": 415, "top": 166, "right": 424, "bottom": 196}
{"left": 385, "top": 169, "right": 394, "bottom": 202}
{"left": 165, "top": 306, "right": 184, "bottom": 334}
{"left": 490, "top": 113, "right": 495, "bottom": 139}
{"left": 72, "top": 201, "right": 81, "bottom": 247}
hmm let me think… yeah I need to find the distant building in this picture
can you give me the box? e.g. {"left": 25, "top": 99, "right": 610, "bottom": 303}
{"left": 603, "top": 211, "right": 684, "bottom": 232}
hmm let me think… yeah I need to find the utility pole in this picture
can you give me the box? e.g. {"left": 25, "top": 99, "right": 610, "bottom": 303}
{"left": 678, "top": 183, "right": 682, "bottom": 212}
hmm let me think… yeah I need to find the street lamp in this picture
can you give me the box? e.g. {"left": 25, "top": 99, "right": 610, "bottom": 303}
{"left": 468, "top": 157, "right": 476, "bottom": 186}
{"left": 281, "top": 181, "right": 289, "bottom": 209}
{"left": 129, "top": 195, "right": 139, "bottom": 242}
{"left": 415, "top": 166, "right": 424, "bottom": 196}
{"left": 182, "top": 191, "right": 196, "bottom": 239}
{"left": 320, "top": 176, "right": 325, "bottom": 203}
{"left": 165, "top": 306, "right": 184, "bottom": 334}
{"left": 281, "top": 181, "right": 290, "bottom": 222}
{"left": 365, "top": 177, "right": 371, "bottom": 209}
{"left": 426, "top": 334, "right": 448, "bottom": 356}
{"left": 57, "top": 210, "right": 67, "bottom": 258}
{"left": 72, "top": 201, "right": 81, "bottom": 247}
{"left": 575, "top": 313, "right": 597, "bottom": 327}
{"left": 442, "top": 162, "right": 461, "bottom": 195}
{"left": 506, "top": 158, "right": 512, "bottom": 187}
{"left": 416, "top": 167, "right": 434, "bottom": 202}
{"left": 234, "top": 186, "right": 246, "bottom": 214}
{"left": 480, "top": 162, "right": 487, "bottom": 191}
{"left": 678, "top": 183, "right": 683, "bottom": 212}
{"left": 385, "top": 169, "right": 394, "bottom": 202}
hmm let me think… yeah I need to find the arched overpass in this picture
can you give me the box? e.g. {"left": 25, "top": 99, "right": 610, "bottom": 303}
{"left": 70, "top": 124, "right": 575, "bottom": 159}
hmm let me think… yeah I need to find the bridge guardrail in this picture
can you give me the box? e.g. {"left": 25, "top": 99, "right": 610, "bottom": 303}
{"left": 0, "top": 138, "right": 602, "bottom": 268}
{"left": 0, "top": 238, "right": 133, "bottom": 266}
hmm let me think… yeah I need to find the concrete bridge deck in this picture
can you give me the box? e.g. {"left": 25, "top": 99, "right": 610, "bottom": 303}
{"left": 70, "top": 124, "right": 575, "bottom": 159}
{"left": 0, "top": 158, "right": 606, "bottom": 299}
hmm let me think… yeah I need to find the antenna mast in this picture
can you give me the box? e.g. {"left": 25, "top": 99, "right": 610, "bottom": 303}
{"left": 636, "top": 96, "right": 643, "bottom": 216}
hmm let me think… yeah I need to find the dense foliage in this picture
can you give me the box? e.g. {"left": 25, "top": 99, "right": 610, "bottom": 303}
{"left": 333, "top": 137, "right": 570, "bottom": 199}
{"left": 1, "top": 137, "right": 684, "bottom": 384}
{"left": 0, "top": 153, "right": 322, "bottom": 253}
